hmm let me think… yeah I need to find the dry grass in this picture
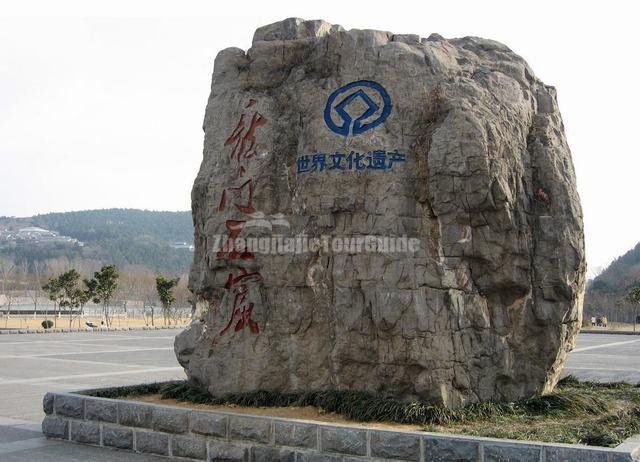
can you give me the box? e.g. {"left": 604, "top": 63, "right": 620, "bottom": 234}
{"left": 1, "top": 316, "right": 189, "bottom": 330}
{"left": 424, "top": 381, "right": 640, "bottom": 447}
{"left": 582, "top": 322, "right": 638, "bottom": 332}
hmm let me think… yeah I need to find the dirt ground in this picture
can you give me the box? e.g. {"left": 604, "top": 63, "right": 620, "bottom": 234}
{"left": 582, "top": 322, "right": 638, "bottom": 332}
{"left": 129, "top": 394, "right": 422, "bottom": 432}
{"left": 7, "top": 318, "right": 634, "bottom": 331}
{"left": 0, "top": 316, "right": 190, "bottom": 330}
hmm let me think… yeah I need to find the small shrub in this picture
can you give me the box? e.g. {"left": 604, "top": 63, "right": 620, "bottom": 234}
{"left": 41, "top": 320, "right": 54, "bottom": 329}
{"left": 86, "top": 382, "right": 170, "bottom": 399}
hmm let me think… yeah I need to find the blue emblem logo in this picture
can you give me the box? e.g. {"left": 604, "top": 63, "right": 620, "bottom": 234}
{"left": 323, "top": 80, "right": 392, "bottom": 136}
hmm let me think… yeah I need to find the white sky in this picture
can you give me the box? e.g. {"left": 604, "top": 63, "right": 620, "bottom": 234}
{"left": 0, "top": 0, "right": 637, "bottom": 275}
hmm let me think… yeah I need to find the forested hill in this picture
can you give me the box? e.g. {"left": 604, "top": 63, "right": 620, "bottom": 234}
{"left": 28, "top": 209, "right": 193, "bottom": 244}
{"left": 0, "top": 209, "right": 194, "bottom": 274}
{"left": 589, "top": 242, "right": 640, "bottom": 295}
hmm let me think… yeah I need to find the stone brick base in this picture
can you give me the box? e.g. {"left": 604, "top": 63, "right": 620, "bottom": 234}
{"left": 42, "top": 391, "right": 639, "bottom": 461}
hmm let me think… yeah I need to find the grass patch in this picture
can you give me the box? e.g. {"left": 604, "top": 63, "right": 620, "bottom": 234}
{"left": 81, "top": 381, "right": 180, "bottom": 399}
{"left": 107, "top": 376, "right": 640, "bottom": 447}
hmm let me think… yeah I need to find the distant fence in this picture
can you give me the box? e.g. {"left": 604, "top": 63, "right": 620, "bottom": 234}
{"left": 2, "top": 304, "right": 192, "bottom": 319}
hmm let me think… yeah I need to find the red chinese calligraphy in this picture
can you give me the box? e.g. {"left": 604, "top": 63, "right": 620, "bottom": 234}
{"left": 218, "top": 178, "right": 256, "bottom": 214}
{"left": 213, "top": 99, "right": 268, "bottom": 340}
{"left": 224, "top": 100, "right": 268, "bottom": 164}
{"left": 219, "top": 269, "right": 263, "bottom": 336}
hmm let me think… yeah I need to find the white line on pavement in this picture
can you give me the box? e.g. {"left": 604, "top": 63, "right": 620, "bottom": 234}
{"left": 56, "top": 341, "right": 172, "bottom": 349}
{"left": 0, "top": 355, "right": 156, "bottom": 369}
{"left": 565, "top": 366, "right": 638, "bottom": 372}
{"left": 0, "top": 347, "right": 173, "bottom": 359}
{"left": 566, "top": 366, "right": 639, "bottom": 372}
{"left": 0, "top": 366, "right": 184, "bottom": 385}
{"left": 572, "top": 338, "right": 640, "bottom": 353}
{"left": 0, "top": 336, "right": 176, "bottom": 346}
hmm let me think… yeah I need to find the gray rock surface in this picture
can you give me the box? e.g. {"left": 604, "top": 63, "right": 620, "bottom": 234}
{"left": 175, "top": 17, "right": 586, "bottom": 406}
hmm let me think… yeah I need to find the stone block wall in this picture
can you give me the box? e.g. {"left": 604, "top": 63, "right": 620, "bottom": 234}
{"left": 42, "top": 392, "right": 638, "bottom": 461}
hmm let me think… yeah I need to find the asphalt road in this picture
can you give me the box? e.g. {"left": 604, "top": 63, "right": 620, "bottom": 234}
{"left": 0, "top": 330, "right": 638, "bottom": 461}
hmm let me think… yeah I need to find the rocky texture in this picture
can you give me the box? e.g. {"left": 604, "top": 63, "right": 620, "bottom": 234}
{"left": 176, "top": 17, "right": 586, "bottom": 406}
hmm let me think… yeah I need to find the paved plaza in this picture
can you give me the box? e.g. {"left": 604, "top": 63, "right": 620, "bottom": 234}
{"left": 564, "top": 332, "right": 640, "bottom": 383}
{"left": 0, "top": 330, "right": 184, "bottom": 461}
{"left": 0, "top": 330, "right": 637, "bottom": 461}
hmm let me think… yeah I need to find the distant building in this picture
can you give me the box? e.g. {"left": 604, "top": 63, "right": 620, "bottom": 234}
{"left": 18, "top": 227, "right": 51, "bottom": 234}
{"left": 0, "top": 226, "right": 84, "bottom": 248}
{"left": 170, "top": 242, "right": 194, "bottom": 251}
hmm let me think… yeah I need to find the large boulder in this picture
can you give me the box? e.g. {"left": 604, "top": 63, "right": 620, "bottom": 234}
{"left": 175, "top": 18, "right": 586, "bottom": 407}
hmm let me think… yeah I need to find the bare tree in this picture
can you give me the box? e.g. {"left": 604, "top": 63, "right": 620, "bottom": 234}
{"left": 626, "top": 287, "right": 640, "bottom": 333}
{"left": 115, "top": 267, "right": 140, "bottom": 326}
{"left": 133, "top": 267, "right": 159, "bottom": 326}
{"left": 26, "top": 260, "right": 46, "bottom": 320}
{"left": 16, "top": 261, "right": 30, "bottom": 327}
{"left": 0, "top": 257, "right": 16, "bottom": 328}
{"left": 172, "top": 273, "right": 191, "bottom": 325}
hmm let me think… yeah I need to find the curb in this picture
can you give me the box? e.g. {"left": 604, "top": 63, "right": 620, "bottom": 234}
{"left": 0, "top": 325, "right": 185, "bottom": 335}
{"left": 42, "top": 389, "right": 640, "bottom": 462}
